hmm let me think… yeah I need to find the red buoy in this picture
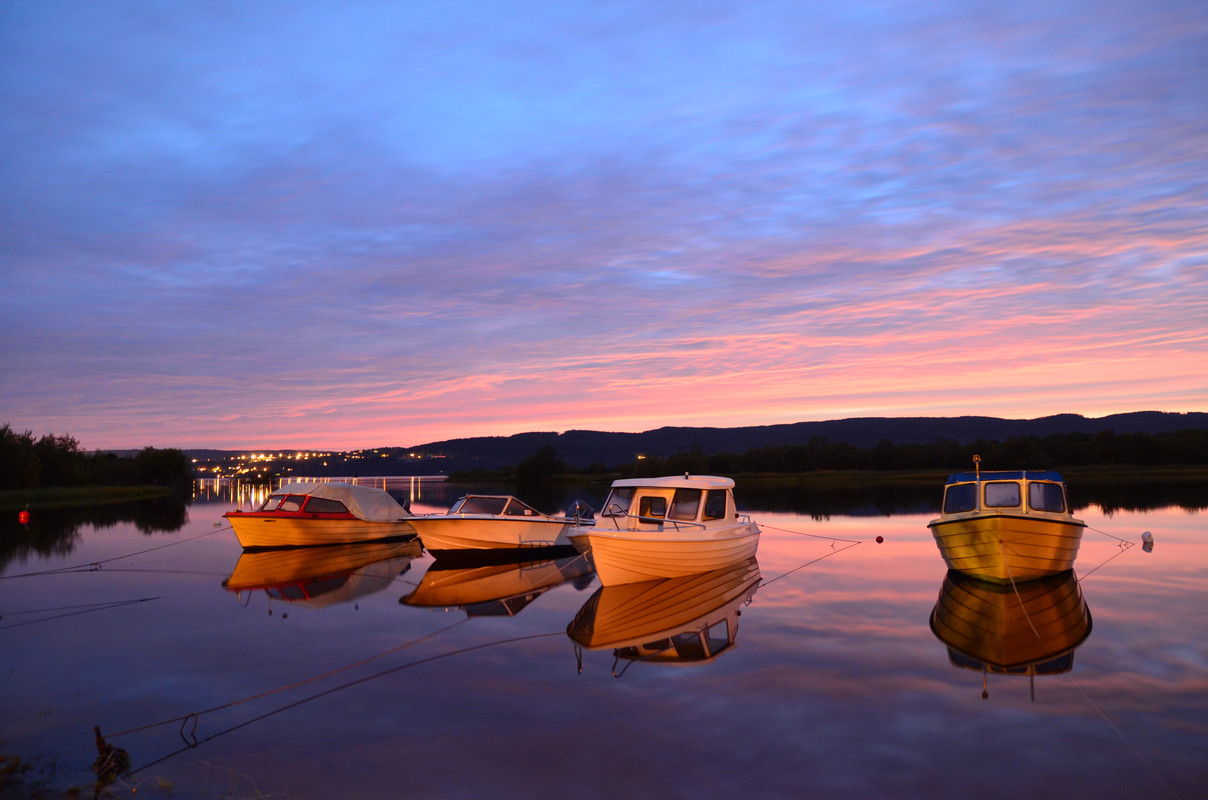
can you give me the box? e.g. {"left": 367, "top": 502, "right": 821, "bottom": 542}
{"left": 875, "top": 535, "right": 883, "bottom": 543}
{"left": 18, "top": 510, "right": 30, "bottom": 525}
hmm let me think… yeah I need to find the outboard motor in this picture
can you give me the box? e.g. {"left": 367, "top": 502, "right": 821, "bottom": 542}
{"left": 566, "top": 499, "right": 595, "bottom": 521}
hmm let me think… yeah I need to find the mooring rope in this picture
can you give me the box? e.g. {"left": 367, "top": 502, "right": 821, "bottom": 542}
{"left": 108, "top": 615, "right": 472, "bottom": 740}
{"left": 1084, "top": 523, "right": 1136, "bottom": 546}
{"left": 0, "top": 523, "right": 232, "bottom": 580}
{"left": 758, "top": 522, "right": 863, "bottom": 545}
{"left": 0, "top": 597, "right": 161, "bottom": 630}
{"left": 124, "top": 629, "right": 564, "bottom": 780}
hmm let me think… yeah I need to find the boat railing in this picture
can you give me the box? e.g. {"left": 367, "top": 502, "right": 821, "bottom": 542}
{"left": 599, "top": 505, "right": 707, "bottom": 531}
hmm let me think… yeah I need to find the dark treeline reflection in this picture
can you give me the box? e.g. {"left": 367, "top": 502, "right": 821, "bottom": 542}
{"left": 451, "top": 476, "right": 1208, "bottom": 520}
{"left": 1069, "top": 477, "right": 1208, "bottom": 515}
{"left": 0, "top": 496, "right": 188, "bottom": 570}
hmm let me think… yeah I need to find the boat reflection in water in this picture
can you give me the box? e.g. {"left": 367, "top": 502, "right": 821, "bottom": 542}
{"left": 400, "top": 553, "right": 595, "bottom": 618}
{"left": 929, "top": 568, "right": 1093, "bottom": 699}
{"left": 222, "top": 540, "right": 423, "bottom": 609}
{"left": 567, "top": 557, "right": 761, "bottom": 675}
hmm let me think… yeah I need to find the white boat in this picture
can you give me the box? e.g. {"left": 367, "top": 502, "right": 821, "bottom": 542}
{"left": 408, "top": 495, "right": 591, "bottom": 557}
{"left": 223, "top": 482, "right": 416, "bottom": 550}
{"left": 927, "top": 461, "right": 1086, "bottom": 583}
{"left": 568, "top": 474, "right": 760, "bottom": 586}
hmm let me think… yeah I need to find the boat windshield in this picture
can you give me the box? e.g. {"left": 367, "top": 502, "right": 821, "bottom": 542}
{"left": 984, "top": 482, "right": 1020, "bottom": 508}
{"left": 669, "top": 488, "right": 702, "bottom": 521}
{"left": 703, "top": 490, "right": 728, "bottom": 521}
{"left": 1028, "top": 482, "right": 1066, "bottom": 512}
{"left": 943, "top": 483, "right": 978, "bottom": 513}
{"left": 259, "top": 493, "right": 287, "bottom": 512}
{"left": 451, "top": 496, "right": 509, "bottom": 515}
{"left": 601, "top": 487, "right": 635, "bottom": 516}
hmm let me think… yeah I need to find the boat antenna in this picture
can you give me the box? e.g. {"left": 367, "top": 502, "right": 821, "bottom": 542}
{"left": 973, "top": 454, "right": 981, "bottom": 481}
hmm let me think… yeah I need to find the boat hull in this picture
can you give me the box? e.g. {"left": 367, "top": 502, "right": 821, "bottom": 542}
{"left": 409, "top": 516, "right": 576, "bottom": 554}
{"left": 927, "top": 513, "right": 1085, "bottom": 583}
{"left": 569, "top": 522, "right": 760, "bottom": 586}
{"left": 225, "top": 514, "right": 417, "bottom": 550}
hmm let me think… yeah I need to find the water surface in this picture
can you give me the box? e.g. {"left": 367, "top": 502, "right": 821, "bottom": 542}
{"left": 2, "top": 478, "right": 1205, "bottom": 798}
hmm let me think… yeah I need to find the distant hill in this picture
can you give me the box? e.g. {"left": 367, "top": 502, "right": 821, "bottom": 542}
{"left": 402, "top": 411, "right": 1208, "bottom": 470}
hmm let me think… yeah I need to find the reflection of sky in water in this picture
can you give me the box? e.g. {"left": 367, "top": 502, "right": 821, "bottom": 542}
{"left": 1, "top": 495, "right": 1205, "bottom": 798}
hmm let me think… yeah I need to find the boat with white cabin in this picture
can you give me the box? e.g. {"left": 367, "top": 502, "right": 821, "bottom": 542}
{"left": 223, "top": 482, "right": 417, "bottom": 550}
{"left": 927, "top": 458, "right": 1085, "bottom": 583}
{"left": 568, "top": 474, "right": 760, "bottom": 586}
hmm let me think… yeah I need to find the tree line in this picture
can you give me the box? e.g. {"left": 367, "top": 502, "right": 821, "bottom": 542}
{"left": 455, "top": 428, "right": 1208, "bottom": 481}
{"left": 0, "top": 424, "right": 193, "bottom": 490}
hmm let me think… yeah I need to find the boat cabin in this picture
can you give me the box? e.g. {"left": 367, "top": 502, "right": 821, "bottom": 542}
{"left": 599, "top": 475, "right": 736, "bottom": 529}
{"left": 940, "top": 470, "right": 1070, "bottom": 517}
{"left": 257, "top": 491, "right": 354, "bottom": 517}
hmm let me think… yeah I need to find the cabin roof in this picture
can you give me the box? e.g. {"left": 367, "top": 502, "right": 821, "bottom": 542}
{"left": 609, "top": 474, "right": 735, "bottom": 491}
{"left": 945, "top": 470, "right": 1065, "bottom": 484}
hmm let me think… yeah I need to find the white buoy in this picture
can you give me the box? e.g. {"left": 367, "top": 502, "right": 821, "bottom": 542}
{"left": 1141, "top": 530, "right": 1154, "bottom": 553}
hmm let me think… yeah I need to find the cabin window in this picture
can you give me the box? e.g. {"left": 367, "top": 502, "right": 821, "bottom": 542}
{"left": 943, "top": 483, "right": 977, "bottom": 513}
{"left": 279, "top": 495, "right": 307, "bottom": 512}
{"left": 984, "top": 482, "right": 1020, "bottom": 508}
{"left": 602, "top": 487, "right": 635, "bottom": 516}
{"left": 638, "top": 496, "right": 667, "bottom": 519}
{"left": 703, "top": 490, "right": 728, "bottom": 520}
{"left": 1028, "top": 482, "right": 1066, "bottom": 513}
{"left": 671, "top": 630, "right": 707, "bottom": 659}
{"left": 259, "top": 494, "right": 286, "bottom": 511}
{"left": 706, "top": 620, "right": 730, "bottom": 654}
{"left": 669, "top": 488, "right": 702, "bottom": 521}
{"left": 303, "top": 497, "right": 349, "bottom": 514}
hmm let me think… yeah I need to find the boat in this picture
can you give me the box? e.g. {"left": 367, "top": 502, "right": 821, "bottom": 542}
{"left": 927, "top": 460, "right": 1085, "bottom": 583}
{"left": 929, "top": 569, "right": 1092, "bottom": 698}
{"left": 400, "top": 552, "right": 595, "bottom": 618}
{"left": 568, "top": 474, "right": 760, "bottom": 586}
{"left": 223, "top": 539, "right": 423, "bottom": 608}
{"left": 223, "top": 482, "right": 417, "bottom": 549}
{"left": 567, "top": 557, "right": 761, "bottom": 671}
{"left": 407, "top": 495, "right": 592, "bottom": 557}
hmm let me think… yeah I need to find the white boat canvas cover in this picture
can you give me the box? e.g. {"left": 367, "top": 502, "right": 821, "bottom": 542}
{"left": 272, "top": 482, "right": 411, "bottom": 522}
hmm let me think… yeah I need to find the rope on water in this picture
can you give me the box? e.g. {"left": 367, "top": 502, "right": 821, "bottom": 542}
{"left": 1085, "top": 523, "right": 1136, "bottom": 546}
{"left": 108, "top": 616, "right": 472, "bottom": 739}
{"left": 0, "top": 597, "right": 161, "bottom": 631}
{"left": 0, "top": 523, "right": 232, "bottom": 580}
{"left": 759, "top": 540, "right": 862, "bottom": 589}
{"left": 759, "top": 523, "right": 863, "bottom": 545}
{"left": 125, "top": 628, "right": 564, "bottom": 779}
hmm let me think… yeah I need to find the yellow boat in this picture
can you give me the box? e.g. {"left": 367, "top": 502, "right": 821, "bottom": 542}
{"left": 927, "top": 462, "right": 1085, "bottom": 583}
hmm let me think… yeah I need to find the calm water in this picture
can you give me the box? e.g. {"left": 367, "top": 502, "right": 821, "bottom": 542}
{"left": 2, "top": 478, "right": 1205, "bottom": 799}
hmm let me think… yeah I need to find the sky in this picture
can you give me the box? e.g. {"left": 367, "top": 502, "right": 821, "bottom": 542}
{"left": 2, "top": 0, "right": 1206, "bottom": 451}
